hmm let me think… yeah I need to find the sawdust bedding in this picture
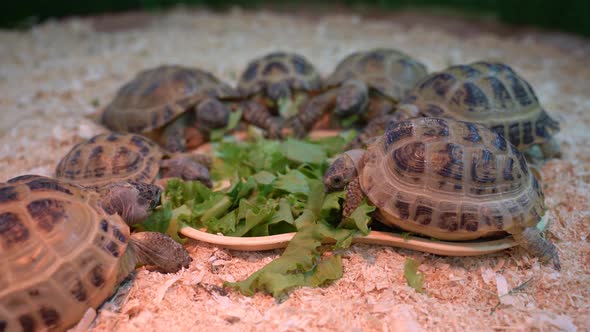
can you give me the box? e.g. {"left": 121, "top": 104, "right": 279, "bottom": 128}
{"left": 0, "top": 7, "right": 589, "bottom": 332}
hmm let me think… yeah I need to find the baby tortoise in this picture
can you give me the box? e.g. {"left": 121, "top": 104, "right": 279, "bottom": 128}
{"left": 396, "top": 61, "right": 561, "bottom": 159}
{"left": 101, "top": 65, "right": 240, "bottom": 152}
{"left": 55, "top": 133, "right": 212, "bottom": 188}
{"left": 286, "top": 48, "right": 428, "bottom": 138}
{"left": 0, "top": 175, "right": 191, "bottom": 332}
{"left": 237, "top": 51, "right": 322, "bottom": 138}
{"left": 324, "top": 117, "right": 560, "bottom": 269}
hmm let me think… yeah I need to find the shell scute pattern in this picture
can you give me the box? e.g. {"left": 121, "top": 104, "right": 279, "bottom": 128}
{"left": 55, "top": 133, "right": 163, "bottom": 188}
{"left": 325, "top": 48, "right": 428, "bottom": 100}
{"left": 0, "top": 176, "right": 128, "bottom": 332}
{"left": 237, "top": 52, "right": 322, "bottom": 96}
{"left": 361, "top": 117, "right": 543, "bottom": 240}
{"left": 102, "top": 65, "right": 238, "bottom": 133}
{"left": 399, "top": 61, "right": 560, "bottom": 152}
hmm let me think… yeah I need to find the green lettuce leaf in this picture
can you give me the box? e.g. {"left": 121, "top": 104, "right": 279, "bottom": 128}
{"left": 207, "top": 210, "right": 237, "bottom": 234}
{"left": 404, "top": 258, "right": 426, "bottom": 294}
{"left": 280, "top": 138, "right": 327, "bottom": 164}
{"left": 338, "top": 200, "right": 375, "bottom": 236}
{"left": 273, "top": 169, "right": 310, "bottom": 195}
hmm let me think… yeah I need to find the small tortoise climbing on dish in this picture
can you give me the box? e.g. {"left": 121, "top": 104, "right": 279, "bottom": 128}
{"left": 324, "top": 117, "right": 560, "bottom": 269}
{"left": 396, "top": 61, "right": 560, "bottom": 159}
{"left": 237, "top": 51, "right": 322, "bottom": 138}
{"left": 55, "top": 133, "right": 213, "bottom": 188}
{"left": 102, "top": 65, "right": 240, "bottom": 152}
{"left": 286, "top": 48, "right": 428, "bottom": 138}
{"left": 0, "top": 175, "right": 191, "bottom": 332}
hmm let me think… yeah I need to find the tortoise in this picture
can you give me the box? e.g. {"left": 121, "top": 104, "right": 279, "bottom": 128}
{"left": 323, "top": 117, "right": 560, "bottom": 269}
{"left": 0, "top": 175, "right": 192, "bottom": 332}
{"left": 285, "top": 48, "right": 428, "bottom": 138}
{"left": 237, "top": 51, "right": 322, "bottom": 138}
{"left": 396, "top": 61, "right": 561, "bottom": 159}
{"left": 55, "top": 133, "right": 213, "bottom": 188}
{"left": 101, "top": 65, "right": 240, "bottom": 152}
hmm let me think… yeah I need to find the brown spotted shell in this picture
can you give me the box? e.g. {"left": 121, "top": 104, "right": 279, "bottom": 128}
{"left": 397, "top": 62, "right": 560, "bottom": 151}
{"left": 237, "top": 52, "right": 322, "bottom": 97}
{"left": 55, "top": 133, "right": 163, "bottom": 188}
{"left": 324, "top": 48, "right": 428, "bottom": 101}
{"left": 102, "top": 65, "right": 239, "bottom": 133}
{"left": 360, "top": 117, "right": 545, "bottom": 241}
{"left": 0, "top": 175, "right": 129, "bottom": 331}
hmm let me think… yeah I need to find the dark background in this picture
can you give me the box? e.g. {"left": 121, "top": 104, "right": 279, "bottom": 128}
{"left": 1, "top": 0, "right": 589, "bottom": 37}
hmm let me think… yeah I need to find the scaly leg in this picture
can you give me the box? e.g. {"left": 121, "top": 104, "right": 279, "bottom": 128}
{"left": 363, "top": 95, "right": 396, "bottom": 122}
{"left": 539, "top": 138, "right": 562, "bottom": 159}
{"left": 117, "top": 232, "right": 192, "bottom": 282}
{"left": 240, "top": 100, "right": 284, "bottom": 138}
{"left": 347, "top": 113, "right": 402, "bottom": 149}
{"left": 511, "top": 226, "right": 561, "bottom": 270}
{"left": 342, "top": 177, "right": 365, "bottom": 218}
{"left": 161, "top": 113, "right": 190, "bottom": 152}
{"left": 283, "top": 89, "right": 339, "bottom": 138}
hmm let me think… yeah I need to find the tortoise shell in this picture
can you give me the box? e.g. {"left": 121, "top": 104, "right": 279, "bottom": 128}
{"left": 237, "top": 52, "right": 322, "bottom": 97}
{"left": 360, "top": 117, "right": 545, "bottom": 240}
{"left": 397, "top": 62, "right": 560, "bottom": 151}
{"left": 102, "top": 65, "right": 239, "bottom": 133}
{"left": 0, "top": 175, "right": 129, "bottom": 331}
{"left": 324, "top": 48, "right": 428, "bottom": 101}
{"left": 55, "top": 133, "right": 163, "bottom": 188}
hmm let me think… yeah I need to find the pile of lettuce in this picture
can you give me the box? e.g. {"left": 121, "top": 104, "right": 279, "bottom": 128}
{"left": 137, "top": 130, "right": 378, "bottom": 297}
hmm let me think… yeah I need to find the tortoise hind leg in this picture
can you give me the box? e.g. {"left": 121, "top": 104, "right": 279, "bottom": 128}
{"left": 539, "top": 138, "right": 562, "bottom": 159}
{"left": 512, "top": 227, "right": 560, "bottom": 270}
{"left": 524, "top": 138, "right": 561, "bottom": 165}
{"left": 118, "top": 232, "right": 192, "bottom": 282}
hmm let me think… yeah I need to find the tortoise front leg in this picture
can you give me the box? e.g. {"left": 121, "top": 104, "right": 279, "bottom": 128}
{"left": 347, "top": 113, "right": 402, "bottom": 149}
{"left": 342, "top": 177, "right": 365, "bottom": 218}
{"left": 283, "top": 89, "right": 339, "bottom": 138}
{"left": 363, "top": 95, "right": 396, "bottom": 122}
{"left": 160, "top": 113, "right": 190, "bottom": 152}
{"left": 118, "top": 231, "right": 192, "bottom": 282}
{"left": 240, "top": 99, "right": 284, "bottom": 138}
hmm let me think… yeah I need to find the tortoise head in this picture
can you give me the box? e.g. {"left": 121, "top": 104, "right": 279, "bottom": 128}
{"left": 266, "top": 81, "right": 291, "bottom": 101}
{"left": 195, "top": 97, "right": 231, "bottom": 130}
{"left": 100, "top": 181, "right": 161, "bottom": 225}
{"left": 323, "top": 149, "right": 365, "bottom": 192}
